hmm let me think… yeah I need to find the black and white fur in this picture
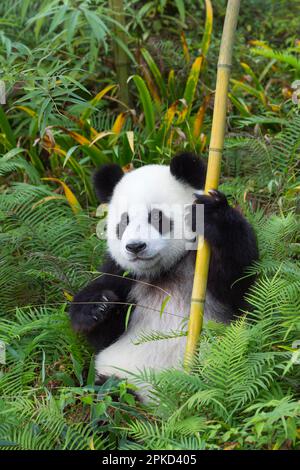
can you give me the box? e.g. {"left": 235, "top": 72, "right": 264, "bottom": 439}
{"left": 70, "top": 153, "right": 258, "bottom": 395}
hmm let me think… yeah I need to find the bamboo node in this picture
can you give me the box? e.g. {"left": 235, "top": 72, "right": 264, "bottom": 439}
{"left": 217, "top": 63, "right": 232, "bottom": 69}
{"left": 191, "top": 298, "right": 206, "bottom": 304}
{"left": 208, "top": 147, "right": 223, "bottom": 153}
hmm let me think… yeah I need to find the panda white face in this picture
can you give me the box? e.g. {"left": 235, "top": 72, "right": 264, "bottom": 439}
{"left": 106, "top": 165, "right": 198, "bottom": 278}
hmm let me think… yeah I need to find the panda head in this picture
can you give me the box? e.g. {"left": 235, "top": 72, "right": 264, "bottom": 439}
{"left": 94, "top": 153, "right": 206, "bottom": 278}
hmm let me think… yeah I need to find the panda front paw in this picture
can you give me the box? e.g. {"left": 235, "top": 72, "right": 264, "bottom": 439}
{"left": 188, "top": 190, "right": 230, "bottom": 244}
{"left": 194, "top": 189, "right": 229, "bottom": 214}
{"left": 70, "top": 289, "right": 119, "bottom": 333}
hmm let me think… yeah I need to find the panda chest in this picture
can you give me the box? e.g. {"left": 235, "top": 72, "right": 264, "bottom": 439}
{"left": 94, "top": 275, "right": 192, "bottom": 379}
{"left": 128, "top": 279, "right": 191, "bottom": 336}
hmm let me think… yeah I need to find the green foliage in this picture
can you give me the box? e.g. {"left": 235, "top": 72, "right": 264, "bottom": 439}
{"left": 222, "top": 116, "right": 300, "bottom": 212}
{"left": 0, "top": 182, "right": 142, "bottom": 450}
{"left": 0, "top": 182, "right": 103, "bottom": 312}
{"left": 0, "top": 174, "right": 299, "bottom": 449}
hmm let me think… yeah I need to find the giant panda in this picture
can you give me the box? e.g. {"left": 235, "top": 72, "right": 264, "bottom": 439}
{"left": 70, "top": 153, "right": 258, "bottom": 396}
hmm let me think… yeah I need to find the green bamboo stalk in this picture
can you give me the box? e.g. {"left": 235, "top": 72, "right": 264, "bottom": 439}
{"left": 184, "top": 0, "right": 241, "bottom": 369}
{"left": 109, "top": 0, "right": 130, "bottom": 106}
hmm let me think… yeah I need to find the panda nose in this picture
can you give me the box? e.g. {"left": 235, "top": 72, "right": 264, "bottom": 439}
{"left": 126, "top": 242, "right": 147, "bottom": 254}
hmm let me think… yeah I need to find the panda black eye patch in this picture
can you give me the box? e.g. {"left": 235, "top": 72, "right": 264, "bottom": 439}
{"left": 116, "top": 212, "right": 129, "bottom": 239}
{"left": 148, "top": 209, "right": 173, "bottom": 235}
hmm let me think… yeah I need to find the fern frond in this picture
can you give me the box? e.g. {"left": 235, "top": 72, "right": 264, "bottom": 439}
{"left": 133, "top": 329, "right": 186, "bottom": 345}
{"left": 251, "top": 47, "right": 300, "bottom": 73}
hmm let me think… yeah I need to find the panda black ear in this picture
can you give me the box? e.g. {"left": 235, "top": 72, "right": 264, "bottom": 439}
{"left": 93, "top": 164, "right": 124, "bottom": 203}
{"left": 170, "top": 152, "right": 206, "bottom": 189}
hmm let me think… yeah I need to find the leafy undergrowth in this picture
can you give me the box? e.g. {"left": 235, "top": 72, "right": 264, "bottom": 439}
{"left": 0, "top": 183, "right": 299, "bottom": 450}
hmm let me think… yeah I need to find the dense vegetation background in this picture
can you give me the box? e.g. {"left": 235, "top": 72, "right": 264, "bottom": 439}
{"left": 0, "top": 0, "right": 299, "bottom": 450}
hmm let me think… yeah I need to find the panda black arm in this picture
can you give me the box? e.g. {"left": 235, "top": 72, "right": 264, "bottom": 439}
{"left": 69, "top": 254, "right": 133, "bottom": 351}
{"left": 194, "top": 190, "right": 258, "bottom": 312}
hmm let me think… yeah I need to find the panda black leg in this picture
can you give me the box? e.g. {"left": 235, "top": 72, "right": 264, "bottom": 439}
{"left": 193, "top": 190, "right": 259, "bottom": 311}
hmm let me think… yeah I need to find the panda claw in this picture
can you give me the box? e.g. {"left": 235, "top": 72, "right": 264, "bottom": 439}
{"left": 70, "top": 287, "right": 121, "bottom": 333}
{"left": 207, "top": 189, "right": 225, "bottom": 201}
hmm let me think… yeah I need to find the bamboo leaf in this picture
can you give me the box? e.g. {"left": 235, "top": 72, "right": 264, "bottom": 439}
{"left": 81, "top": 145, "right": 110, "bottom": 166}
{"left": 81, "top": 84, "right": 117, "bottom": 121}
{"left": 174, "top": 0, "right": 186, "bottom": 23}
{"left": 125, "top": 304, "right": 134, "bottom": 330}
{"left": 63, "top": 291, "right": 74, "bottom": 302}
{"left": 201, "top": 0, "right": 213, "bottom": 58}
{"left": 231, "top": 78, "right": 267, "bottom": 105}
{"left": 82, "top": 8, "right": 108, "bottom": 42}
{"left": 42, "top": 177, "right": 82, "bottom": 214}
{"left": 160, "top": 99, "right": 187, "bottom": 138}
{"left": 38, "top": 97, "right": 53, "bottom": 135}
{"left": 56, "top": 128, "right": 110, "bottom": 163}
{"left": 32, "top": 195, "right": 66, "bottom": 209}
{"left": 141, "top": 48, "right": 167, "bottom": 99}
{"left": 193, "top": 95, "right": 210, "bottom": 139}
{"left": 0, "top": 106, "right": 16, "bottom": 147}
{"left": 66, "top": 10, "right": 81, "bottom": 45}
{"left": 14, "top": 106, "right": 37, "bottom": 117}
{"left": 160, "top": 296, "right": 171, "bottom": 318}
{"left": 130, "top": 75, "right": 155, "bottom": 136}
{"left": 46, "top": 145, "right": 95, "bottom": 203}
{"left": 21, "top": 0, "right": 31, "bottom": 21}
{"left": 228, "top": 92, "right": 251, "bottom": 116}
{"left": 49, "top": 4, "right": 68, "bottom": 32}
{"left": 167, "top": 69, "right": 176, "bottom": 101}
{"left": 138, "top": 56, "right": 161, "bottom": 105}
{"left": 61, "top": 76, "right": 91, "bottom": 96}
{"left": 180, "top": 32, "right": 190, "bottom": 64}
{"left": 126, "top": 131, "right": 134, "bottom": 154}
{"left": 178, "top": 56, "right": 203, "bottom": 122}
{"left": 240, "top": 62, "right": 264, "bottom": 91}
{"left": 34, "top": 17, "right": 45, "bottom": 40}
{"left": 184, "top": 57, "right": 202, "bottom": 108}
{"left": 64, "top": 130, "right": 91, "bottom": 146}
{"left": 113, "top": 35, "right": 137, "bottom": 65}
{"left": 89, "top": 131, "right": 114, "bottom": 146}
{"left": 63, "top": 145, "right": 79, "bottom": 168}
{"left": 112, "top": 112, "right": 127, "bottom": 134}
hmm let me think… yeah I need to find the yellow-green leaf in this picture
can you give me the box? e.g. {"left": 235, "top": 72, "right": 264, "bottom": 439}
{"left": 15, "top": 105, "right": 37, "bottom": 117}
{"left": 126, "top": 131, "right": 134, "bottom": 154}
{"left": 125, "top": 304, "right": 134, "bottom": 330}
{"left": 81, "top": 84, "right": 117, "bottom": 121}
{"left": 112, "top": 112, "right": 127, "bottom": 134}
{"left": 193, "top": 95, "right": 210, "bottom": 139}
{"left": 201, "top": 0, "right": 213, "bottom": 58}
{"left": 141, "top": 48, "right": 167, "bottom": 99}
{"left": 32, "top": 195, "right": 66, "bottom": 209}
{"left": 64, "top": 291, "right": 74, "bottom": 302}
{"left": 160, "top": 295, "right": 171, "bottom": 318}
{"left": 178, "top": 56, "right": 203, "bottom": 123}
{"left": 130, "top": 75, "right": 155, "bottom": 136}
{"left": 89, "top": 131, "right": 114, "bottom": 147}
{"left": 42, "top": 177, "right": 82, "bottom": 214}
{"left": 180, "top": 31, "right": 190, "bottom": 64}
